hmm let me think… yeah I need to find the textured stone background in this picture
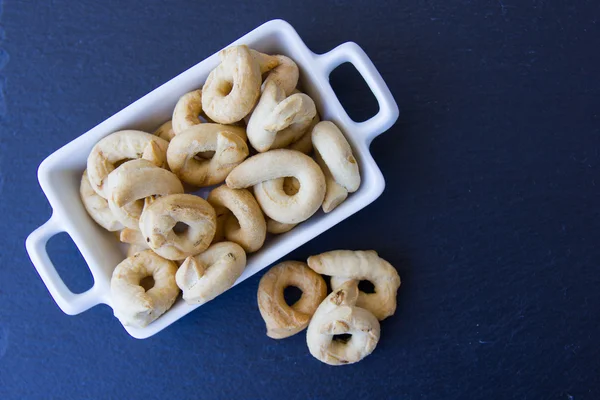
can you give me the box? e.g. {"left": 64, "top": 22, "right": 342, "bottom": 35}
{"left": 1, "top": 1, "right": 599, "bottom": 399}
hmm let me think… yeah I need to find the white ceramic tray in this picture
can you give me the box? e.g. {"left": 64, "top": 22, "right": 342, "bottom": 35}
{"left": 25, "top": 19, "right": 399, "bottom": 339}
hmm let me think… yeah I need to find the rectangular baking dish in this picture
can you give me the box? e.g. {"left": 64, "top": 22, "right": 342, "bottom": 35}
{"left": 25, "top": 19, "right": 399, "bottom": 339}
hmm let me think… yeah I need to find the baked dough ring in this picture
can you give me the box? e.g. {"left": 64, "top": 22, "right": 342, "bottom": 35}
{"left": 176, "top": 241, "right": 246, "bottom": 305}
{"left": 223, "top": 48, "right": 297, "bottom": 95}
{"left": 226, "top": 149, "right": 326, "bottom": 224}
{"left": 266, "top": 217, "right": 296, "bottom": 234}
{"left": 167, "top": 123, "right": 249, "bottom": 187}
{"left": 106, "top": 159, "right": 184, "bottom": 229}
{"left": 87, "top": 130, "right": 168, "bottom": 198}
{"left": 307, "top": 250, "right": 401, "bottom": 320}
{"left": 247, "top": 81, "right": 316, "bottom": 152}
{"left": 257, "top": 261, "right": 327, "bottom": 339}
{"left": 80, "top": 170, "right": 123, "bottom": 231}
{"left": 172, "top": 89, "right": 203, "bottom": 135}
{"left": 206, "top": 185, "right": 266, "bottom": 253}
{"left": 126, "top": 244, "right": 148, "bottom": 258}
{"left": 119, "top": 227, "right": 147, "bottom": 246}
{"left": 315, "top": 151, "right": 348, "bottom": 213}
{"left": 287, "top": 113, "right": 320, "bottom": 155}
{"left": 110, "top": 250, "right": 179, "bottom": 328}
{"left": 261, "top": 55, "right": 299, "bottom": 96}
{"left": 312, "top": 121, "right": 360, "bottom": 193}
{"left": 202, "top": 45, "right": 261, "bottom": 124}
{"left": 139, "top": 194, "right": 216, "bottom": 260}
{"left": 263, "top": 177, "right": 299, "bottom": 234}
{"left": 154, "top": 120, "right": 176, "bottom": 142}
{"left": 306, "top": 280, "right": 380, "bottom": 365}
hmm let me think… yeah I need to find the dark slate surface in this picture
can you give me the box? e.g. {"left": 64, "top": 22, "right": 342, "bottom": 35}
{"left": 1, "top": 0, "right": 599, "bottom": 399}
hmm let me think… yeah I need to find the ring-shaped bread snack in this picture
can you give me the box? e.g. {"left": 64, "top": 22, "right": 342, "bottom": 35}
{"left": 226, "top": 149, "right": 325, "bottom": 224}
{"left": 106, "top": 159, "right": 184, "bottom": 229}
{"left": 261, "top": 54, "right": 299, "bottom": 96}
{"left": 87, "top": 130, "right": 169, "bottom": 198}
{"left": 266, "top": 217, "right": 297, "bottom": 234}
{"left": 172, "top": 89, "right": 203, "bottom": 135}
{"left": 139, "top": 194, "right": 216, "bottom": 261}
{"left": 315, "top": 151, "right": 348, "bottom": 213}
{"left": 306, "top": 280, "right": 380, "bottom": 365}
{"left": 126, "top": 244, "right": 148, "bottom": 258}
{"left": 224, "top": 48, "right": 297, "bottom": 95}
{"left": 110, "top": 250, "right": 179, "bottom": 328}
{"left": 263, "top": 177, "right": 299, "bottom": 234}
{"left": 287, "top": 113, "right": 320, "bottom": 155}
{"left": 202, "top": 45, "right": 261, "bottom": 124}
{"left": 257, "top": 261, "right": 327, "bottom": 339}
{"left": 154, "top": 120, "right": 176, "bottom": 142}
{"left": 167, "top": 123, "right": 249, "bottom": 187}
{"left": 176, "top": 241, "right": 247, "bottom": 305}
{"left": 307, "top": 250, "right": 401, "bottom": 321}
{"left": 80, "top": 170, "right": 123, "bottom": 231}
{"left": 206, "top": 185, "right": 266, "bottom": 253}
{"left": 119, "top": 227, "right": 147, "bottom": 246}
{"left": 247, "top": 81, "right": 316, "bottom": 152}
{"left": 312, "top": 121, "right": 361, "bottom": 193}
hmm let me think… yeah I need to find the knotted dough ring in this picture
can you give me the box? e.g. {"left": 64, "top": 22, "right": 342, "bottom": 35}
{"left": 312, "top": 121, "right": 361, "bottom": 212}
{"left": 207, "top": 185, "right": 266, "bottom": 253}
{"left": 226, "top": 149, "right": 326, "bottom": 224}
{"left": 154, "top": 120, "right": 176, "bottom": 142}
{"left": 176, "top": 241, "right": 246, "bottom": 305}
{"left": 287, "top": 113, "right": 320, "bottom": 155}
{"left": 80, "top": 170, "right": 123, "bottom": 231}
{"left": 106, "top": 159, "right": 184, "bottom": 229}
{"left": 202, "top": 45, "right": 261, "bottom": 124}
{"left": 223, "top": 47, "right": 298, "bottom": 96}
{"left": 87, "top": 130, "right": 168, "bottom": 198}
{"left": 172, "top": 89, "right": 204, "bottom": 135}
{"left": 257, "top": 261, "right": 327, "bottom": 339}
{"left": 247, "top": 81, "right": 316, "bottom": 152}
{"left": 306, "top": 280, "right": 380, "bottom": 365}
{"left": 110, "top": 250, "right": 179, "bottom": 328}
{"left": 139, "top": 194, "right": 216, "bottom": 260}
{"left": 167, "top": 123, "right": 249, "bottom": 187}
{"left": 307, "top": 250, "right": 401, "bottom": 321}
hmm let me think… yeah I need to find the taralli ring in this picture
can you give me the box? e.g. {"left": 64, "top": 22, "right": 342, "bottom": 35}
{"left": 207, "top": 185, "right": 266, "bottom": 253}
{"left": 266, "top": 217, "right": 297, "bottom": 234}
{"left": 172, "top": 89, "right": 204, "bottom": 135}
{"left": 202, "top": 45, "right": 261, "bottom": 124}
{"left": 119, "top": 227, "right": 147, "bottom": 246}
{"left": 307, "top": 250, "right": 401, "bottom": 321}
{"left": 176, "top": 241, "right": 247, "bottom": 305}
{"left": 167, "top": 123, "right": 249, "bottom": 187}
{"left": 312, "top": 121, "right": 361, "bottom": 193}
{"left": 110, "top": 250, "right": 179, "bottom": 328}
{"left": 306, "top": 280, "right": 380, "bottom": 366}
{"left": 87, "top": 130, "right": 168, "bottom": 198}
{"left": 247, "top": 81, "right": 316, "bottom": 152}
{"left": 139, "top": 194, "right": 216, "bottom": 260}
{"left": 315, "top": 151, "right": 348, "bottom": 213}
{"left": 287, "top": 113, "right": 320, "bottom": 155}
{"left": 154, "top": 120, "right": 176, "bottom": 142}
{"left": 226, "top": 149, "right": 326, "bottom": 224}
{"left": 257, "top": 261, "right": 327, "bottom": 339}
{"left": 80, "top": 170, "right": 123, "bottom": 231}
{"left": 106, "top": 159, "right": 184, "bottom": 229}
{"left": 261, "top": 54, "right": 299, "bottom": 96}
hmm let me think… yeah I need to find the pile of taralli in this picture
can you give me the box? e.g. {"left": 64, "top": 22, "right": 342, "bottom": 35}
{"left": 79, "top": 44, "right": 400, "bottom": 364}
{"left": 258, "top": 250, "right": 400, "bottom": 365}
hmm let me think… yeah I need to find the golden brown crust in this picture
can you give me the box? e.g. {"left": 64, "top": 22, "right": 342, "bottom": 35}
{"left": 257, "top": 261, "right": 327, "bottom": 339}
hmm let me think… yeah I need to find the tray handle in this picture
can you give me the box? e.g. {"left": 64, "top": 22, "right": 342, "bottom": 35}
{"left": 25, "top": 215, "right": 102, "bottom": 315}
{"left": 314, "top": 42, "right": 399, "bottom": 143}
